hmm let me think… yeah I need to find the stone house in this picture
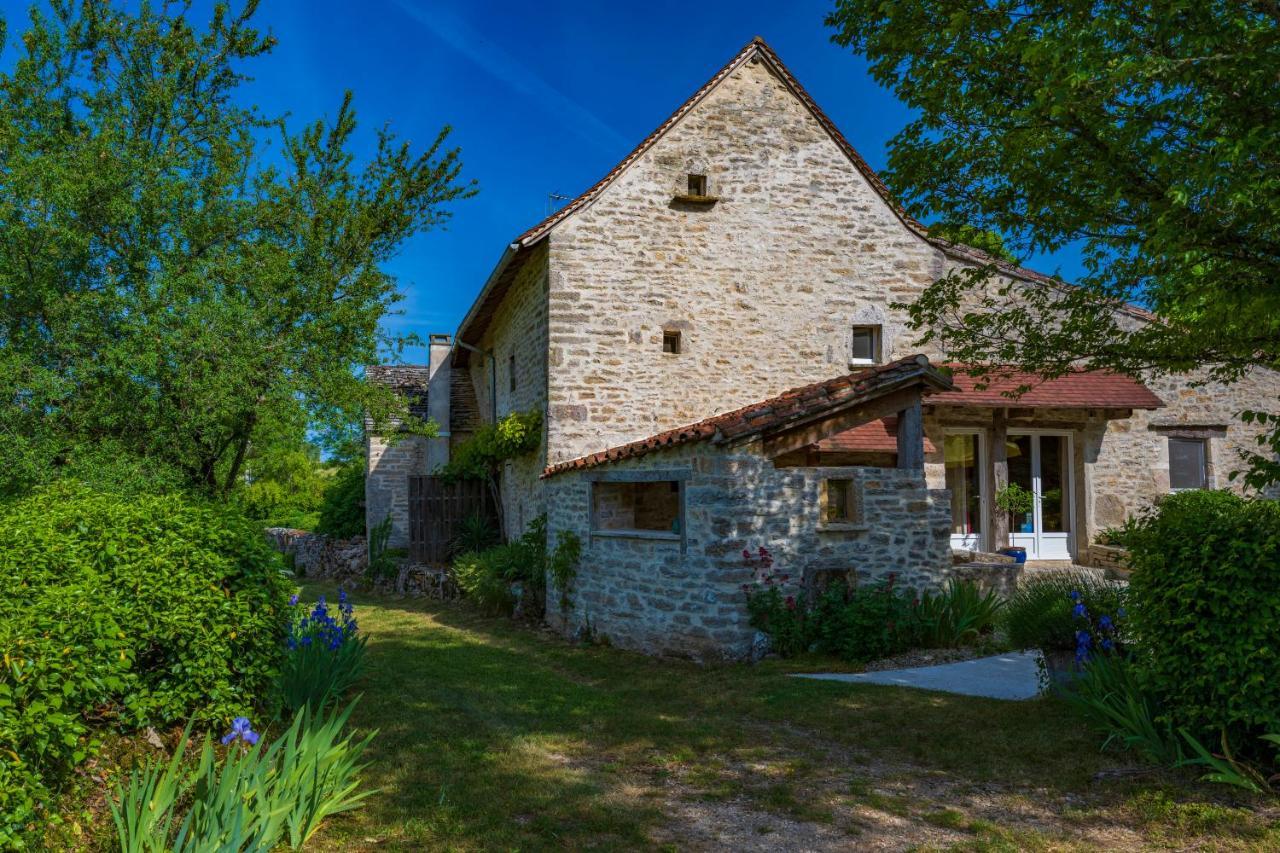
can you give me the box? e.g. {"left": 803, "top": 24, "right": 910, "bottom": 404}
{"left": 366, "top": 37, "right": 1280, "bottom": 658}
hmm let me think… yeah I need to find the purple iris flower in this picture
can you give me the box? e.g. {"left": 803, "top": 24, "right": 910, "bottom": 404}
{"left": 1069, "top": 590, "right": 1081, "bottom": 602}
{"left": 289, "top": 594, "right": 299, "bottom": 606}
{"left": 221, "top": 717, "right": 259, "bottom": 746}
{"left": 1098, "top": 614, "right": 1114, "bottom": 631}
{"left": 1072, "top": 602, "right": 1088, "bottom": 619}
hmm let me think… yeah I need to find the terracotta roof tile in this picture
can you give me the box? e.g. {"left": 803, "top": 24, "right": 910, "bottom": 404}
{"left": 542, "top": 355, "right": 952, "bottom": 477}
{"left": 815, "top": 417, "right": 938, "bottom": 455}
{"left": 932, "top": 366, "right": 1165, "bottom": 410}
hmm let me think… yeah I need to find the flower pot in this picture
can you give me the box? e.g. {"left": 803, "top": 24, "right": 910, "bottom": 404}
{"left": 1040, "top": 648, "right": 1082, "bottom": 688}
{"left": 998, "top": 546, "right": 1027, "bottom": 564}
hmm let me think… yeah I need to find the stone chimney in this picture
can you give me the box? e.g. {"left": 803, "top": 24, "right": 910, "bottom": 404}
{"left": 426, "top": 333, "right": 453, "bottom": 470}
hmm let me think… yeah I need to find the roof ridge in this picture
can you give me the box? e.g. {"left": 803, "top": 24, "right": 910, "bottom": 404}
{"left": 457, "top": 36, "right": 1155, "bottom": 350}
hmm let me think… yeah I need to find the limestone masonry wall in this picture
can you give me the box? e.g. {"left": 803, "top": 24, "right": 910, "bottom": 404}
{"left": 544, "top": 58, "right": 950, "bottom": 468}
{"left": 529, "top": 54, "right": 1280, "bottom": 541}
{"left": 467, "top": 244, "right": 551, "bottom": 538}
{"left": 545, "top": 441, "right": 951, "bottom": 660}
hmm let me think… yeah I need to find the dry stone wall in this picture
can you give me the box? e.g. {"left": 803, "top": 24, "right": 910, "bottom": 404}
{"left": 544, "top": 441, "right": 951, "bottom": 660}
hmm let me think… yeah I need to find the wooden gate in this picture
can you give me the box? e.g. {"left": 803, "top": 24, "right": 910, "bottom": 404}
{"left": 407, "top": 476, "right": 496, "bottom": 564}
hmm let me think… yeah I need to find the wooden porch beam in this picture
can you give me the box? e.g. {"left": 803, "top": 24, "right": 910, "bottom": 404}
{"left": 990, "top": 407, "right": 1010, "bottom": 550}
{"left": 896, "top": 399, "right": 924, "bottom": 470}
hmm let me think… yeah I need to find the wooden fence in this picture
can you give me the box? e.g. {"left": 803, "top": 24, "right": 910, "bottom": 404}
{"left": 407, "top": 476, "right": 496, "bottom": 564}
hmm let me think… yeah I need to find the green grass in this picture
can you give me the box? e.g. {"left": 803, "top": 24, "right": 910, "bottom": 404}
{"left": 297, "top": 582, "right": 1274, "bottom": 851}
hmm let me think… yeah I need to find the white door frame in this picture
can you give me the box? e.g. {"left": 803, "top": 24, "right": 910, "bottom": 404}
{"left": 944, "top": 428, "right": 988, "bottom": 552}
{"left": 1007, "top": 429, "right": 1075, "bottom": 561}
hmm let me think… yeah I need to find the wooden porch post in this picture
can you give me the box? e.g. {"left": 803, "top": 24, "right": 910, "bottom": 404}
{"left": 896, "top": 398, "right": 925, "bottom": 470}
{"left": 990, "top": 407, "right": 1009, "bottom": 550}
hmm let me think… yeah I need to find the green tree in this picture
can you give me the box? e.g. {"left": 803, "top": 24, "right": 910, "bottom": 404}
{"left": 0, "top": 0, "right": 469, "bottom": 497}
{"left": 827, "top": 1, "right": 1280, "bottom": 483}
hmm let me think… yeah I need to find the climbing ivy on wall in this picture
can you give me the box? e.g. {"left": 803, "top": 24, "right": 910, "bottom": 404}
{"left": 438, "top": 409, "right": 543, "bottom": 536}
{"left": 439, "top": 410, "right": 543, "bottom": 482}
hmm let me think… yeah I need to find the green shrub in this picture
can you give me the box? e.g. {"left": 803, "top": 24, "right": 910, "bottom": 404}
{"left": 744, "top": 584, "right": 813, "bottom": 657}
{"left": 811, "top": 579, "right": 922, "bottom": 662}
{"left": 315, "top": 461, "right": 366, "bottom": 539}
{"left": 365, "top": 515, "right": 398, "bottom": 581}
{"left": 915, "top": 578, "right": 1004, "bottom": 648}
{"left": 438, "top": 410, "right": 543, "bottom": 482}
{"left": 1125, "top": 489, "right": 1280, "bottom": 755}
{"left": 452, "top": 514, "right": 579, "bottom": 617}
{"left": 0, "top": 484, "right": 291, "bottom": 843}
{"left": 451, "top": 512, "right": 499, "bottom": 557}
{"left": 1001, "top": 571, "right": 1124, "bottom": 652}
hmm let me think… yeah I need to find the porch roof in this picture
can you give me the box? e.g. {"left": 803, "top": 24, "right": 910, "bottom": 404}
{"left": 929, "top": 366, "right": 1165, "bottom": 410}
{"left": 542, "top": 355, "right": 951, "bottom": 477}
{"left": 814, "top": 416, "right": 938, "bottom": 455}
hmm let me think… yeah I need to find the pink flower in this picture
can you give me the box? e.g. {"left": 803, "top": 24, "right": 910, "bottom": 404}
{"left": 785, "top": 595, "right": 796, "bottom": 610}
{"left": 742, "top": 549, "right": 752, "bottom": 561}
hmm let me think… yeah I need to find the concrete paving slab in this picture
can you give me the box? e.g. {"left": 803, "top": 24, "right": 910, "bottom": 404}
{"left": 791, "top": 651, "right": 1043, "bottom": 700}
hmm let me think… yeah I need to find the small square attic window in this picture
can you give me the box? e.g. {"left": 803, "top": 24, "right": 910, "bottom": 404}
{"left": 662, "top": 330, "right": 681, "bottom": 354}
{"left": 687, "top": 174, "right": 707, "bottom": 196}
{"left": 850, "top": 325, "right": 882, "bottom": 365}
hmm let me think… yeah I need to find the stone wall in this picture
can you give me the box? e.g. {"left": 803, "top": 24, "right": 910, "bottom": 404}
{"left": 544, "top": 57, "right": 950, "bottom": 468}
{"left": 364, "top": 433, "right": 429, "bottom": 549}
{"left": 466, "top": 243, "right": 550, "bottom": 539}
{"left": 531, "top": 52, "right": 1280, "bottom": 545}
{"left": 544, "top": 441, "right": 952, "bottom": 660}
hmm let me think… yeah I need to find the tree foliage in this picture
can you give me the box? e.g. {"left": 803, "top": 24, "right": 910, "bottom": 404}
{"left": 827, "top": 1, "right": 1280, "bottom": 479}
{"left": 0, "top": 0, "right": 470, "bottom": 498}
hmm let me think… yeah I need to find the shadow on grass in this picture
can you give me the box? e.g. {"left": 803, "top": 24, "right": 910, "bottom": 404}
{"left": 302, "top": 581, "right": 1230, "bottom": 851}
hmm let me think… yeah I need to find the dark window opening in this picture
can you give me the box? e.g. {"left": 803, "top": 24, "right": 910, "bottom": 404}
{"left": 851, "top": 325, "right": 882, "bottom": 364}
{"left": 508, "top": 352, "right": 516, "bottom": 393}
{"left": 824, "top": 478, "right": 859, "bottom": 523}
{"left": 592, "top": 480, "right": 681, "bottom": 534}
{"left": 662, "top": 330, "right": 682, "bottom": 354}
{"left": 1169, "top": 437, "right": 1208, "bottom": 490}
{"left": 687, "top": 174, "right": 707, "bottom": 196}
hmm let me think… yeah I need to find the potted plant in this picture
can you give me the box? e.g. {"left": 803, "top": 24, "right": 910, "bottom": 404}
{"left": 994, "top": 483, "right": 1035, "bottom": 562}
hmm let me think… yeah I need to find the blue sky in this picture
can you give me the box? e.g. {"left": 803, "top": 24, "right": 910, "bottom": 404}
{"left": 2, "top": 0, "right": 1081, "bottom": 364}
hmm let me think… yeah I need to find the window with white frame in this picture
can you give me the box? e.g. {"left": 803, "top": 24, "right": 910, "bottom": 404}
{"left": 1168, "top": 437, "right": 1208, "bottom": 491}
{"left": 850, "top": 325, "right": 882, "bottom": 365}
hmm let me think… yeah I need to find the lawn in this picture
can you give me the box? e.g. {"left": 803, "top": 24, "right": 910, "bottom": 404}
{"left": 306, "top": 581, "right": 1278, "bottom": 851}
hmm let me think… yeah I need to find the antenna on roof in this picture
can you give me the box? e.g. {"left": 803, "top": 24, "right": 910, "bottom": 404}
{"left": 547, "top": 192, "right": 573, "bottom": 216}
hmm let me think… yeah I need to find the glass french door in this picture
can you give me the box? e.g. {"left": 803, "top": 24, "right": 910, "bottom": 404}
{"left": 944, "top": 432, "right": 985, "bottom": 550}
{"left": 1007, "top": 432, "right": 1073, "bottom": 561}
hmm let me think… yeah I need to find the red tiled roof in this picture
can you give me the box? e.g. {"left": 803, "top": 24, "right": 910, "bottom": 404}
{"left": 931, "top": 366, "right": 1165, "bottom": 410}
{"left": 815, "top": 417, "right": 938, "bottom": 455}
{"left": 454, "top": 37, "right": 1156, "bottom": 354}
{"left": 542, "top": 355, "right": 952, "bottom": 477}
